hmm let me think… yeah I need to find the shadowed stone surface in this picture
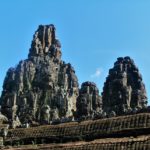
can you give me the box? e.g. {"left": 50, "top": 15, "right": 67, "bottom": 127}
{"left": 102, "top": 56, "right": 147, "bottom": 115}
{"left": 0, "top": 25, "right": 79, "bottom": 124}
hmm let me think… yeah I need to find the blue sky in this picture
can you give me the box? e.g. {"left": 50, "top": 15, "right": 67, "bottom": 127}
{"left": 0, "top": 0, "right": 150, "bottom": 102}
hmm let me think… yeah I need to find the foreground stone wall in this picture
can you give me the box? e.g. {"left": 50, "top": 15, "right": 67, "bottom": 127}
{"left": 4, "top": 113, "right": 150, "bottom": 145}
{"left": 3, "top": 135, "right": 150, "bottom": 150}
{"left": 28, "top": 136, "right": 150, "bottom": 150}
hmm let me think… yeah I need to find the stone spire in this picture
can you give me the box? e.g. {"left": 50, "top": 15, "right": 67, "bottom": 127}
{"left": 102, "top": 56, "right": 147, "bottom": 115}
{"left": 28, "top": 24, "right": 61, "bottom": 59}
{"left": 1, "top": 25, "right": 79, "bottom": 125}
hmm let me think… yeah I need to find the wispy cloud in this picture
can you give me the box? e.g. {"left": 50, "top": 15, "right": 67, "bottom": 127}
{"left": 91, "top": 68, "right": 102, "bottom": 78}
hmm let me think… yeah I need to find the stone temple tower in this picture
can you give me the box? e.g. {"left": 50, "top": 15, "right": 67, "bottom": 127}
{"left": 102, "top": 56, "right": 147, "bottom": 115}
{"left": 76, "top": 82, "right": 102, "bottom": 119}
{"left": 0, "top": 25, "right": 79, "bottom": 124}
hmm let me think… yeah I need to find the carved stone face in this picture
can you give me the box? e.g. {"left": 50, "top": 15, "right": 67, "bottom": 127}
{"left": 80, "top": 97, "right": 88, "bottom": 106}
{"left": 78, "top": 96, "right": 89, "bottom": 116}
{"left": 41, "top": 105, "right": 50, "bottom": 114}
